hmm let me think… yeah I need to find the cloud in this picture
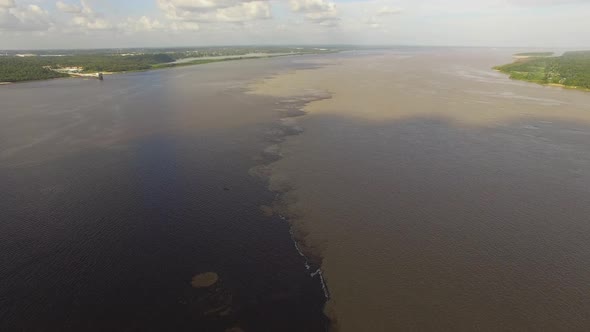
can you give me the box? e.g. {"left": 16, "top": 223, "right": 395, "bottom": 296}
{"left": 1, "top": 0, "right": 590, "bottom": 48}
{"left": 289, "top": 0, "right": 339, "bottom": 26}
{"left": 0, "top": 0, "right": 15, "bottom": 9}
{"left": 0, "top": 2, "right": 52, "bottom": 31}
{"left": 290, "top": 0, "right": 334, "bottom": 13}
{"left": 506, "top": 0, "right": 587, "bottom": 6}
{"left": 169, "top": 20, "right": 200, "bottom": 31}
{"left": 356, "top": 4, "right": 403, "bottom": 29}
{"left": 157, "top": 0, "right": 271, "bottom": 24}
{"left": 413, "top": 0, "right": 588, "bottom": 13}
{"left": 377, "top": 6, "right": 402, "bottom": 16}
{"left": 58, "top": 0, "right": 113, "bottom": 31}
{"left": 56, "top": 1, "right": 82, "bottom": 14}
{"left": 121, "top": 16, "right": 166, "bottom": 33}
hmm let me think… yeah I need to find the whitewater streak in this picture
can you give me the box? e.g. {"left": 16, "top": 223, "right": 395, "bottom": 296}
{"left": 280, "top": 214, "right": 330, "bottom": 300}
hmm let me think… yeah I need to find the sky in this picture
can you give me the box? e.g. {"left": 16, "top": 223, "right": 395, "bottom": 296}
{"left": 0, "top": 0, "right": 589, "bottom": 49}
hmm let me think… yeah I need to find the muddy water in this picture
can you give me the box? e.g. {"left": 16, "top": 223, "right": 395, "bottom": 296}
{"left": 250, "top": 49, "right": 590, "bottom": 331}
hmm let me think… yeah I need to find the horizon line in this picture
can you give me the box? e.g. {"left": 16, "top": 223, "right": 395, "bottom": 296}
{"left": 1, "top": 44, "right": 587, "bottom": 52}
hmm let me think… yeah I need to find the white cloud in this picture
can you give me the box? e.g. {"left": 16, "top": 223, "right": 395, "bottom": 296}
{"left": 353, "top": 3, "right": 403, "bottom": 30}
{"left": 56, "top": 1, "right": 82, "bottom": 14}
{"left": 169, "top": 20, "right": 200, "bottom": 31}
{"left": 157, "top": 0, "right": 271, "bottom": 24}
{"left": 71, "top": 15, "right": 111, "bottom": 30}
{"left": 0, "top": 0, "right": 15, "bottom": 9}
{"left": 58, "top": 0, "right": 113, "bottom": 31}
{"left": 377, "top": 6, "right": 402, "bottom": 16}
{"left": 505, "top": 0, "right": 587, "bottom": 6}
{"left": 121, "top": 16, "right": 166, "bottom": 33}
{"left": 411, "top": 0, "right": 588, "bottom": 14}
{"left": 290, "top": 0, "right": 334, "bottom": 13}
{"left": 0, "top": 3, "right": 52, "bottom": 31}
{"left": 289, "top": 0, "right": 339, "bottom": 26}
{"left": 0, "top": 0, "right": 590, "bottom": 48}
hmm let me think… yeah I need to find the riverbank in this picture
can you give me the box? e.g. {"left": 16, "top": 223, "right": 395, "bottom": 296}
{"left": 493, "top": 69, "right": 590, "bottom": 91}
{"left": 0, "top": 47, "right": 341, "bottom": 84}
{"left": 0, "top": 56, "right": 282, "bottom": 84}
{"left": 545, "top": 82, "right": 590, "bottom": 91}
{"left": 0, "top": 55, "right": 276, "bottom": 84}
{"left": 495, "top": 50, "right": 590, "bottom": 90}
{"left": 152, "top": 54, "right": 287, "bottom": 69}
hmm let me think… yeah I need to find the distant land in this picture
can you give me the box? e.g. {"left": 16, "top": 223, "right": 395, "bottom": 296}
{"left": 0, "top": 46, "right": 341, "bottom": 83}
{"left": 495, "top": 51, "right": 590, "bottom": 90}
{"left": 513, "top": 52, "right": 555, "bottom": 58}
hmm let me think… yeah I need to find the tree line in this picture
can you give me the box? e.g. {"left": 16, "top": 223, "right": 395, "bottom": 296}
{"left": 0, "top": 54, "right": 175, "bottom": 82}
{"left": 495, "top": 51, "right": 590, "bottom": 89}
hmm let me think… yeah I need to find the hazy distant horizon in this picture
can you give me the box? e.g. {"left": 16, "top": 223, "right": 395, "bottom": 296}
{"left": 1, "top": 0, "right": 589, "bottom": 50}
{"left": 0, "top": 44, "right": 586, "bottom": 52}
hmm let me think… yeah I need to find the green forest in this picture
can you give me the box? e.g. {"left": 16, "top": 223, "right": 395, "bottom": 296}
{"left": 0, "top": 54, "right": 174, "bottom": 82}
{"left": 0, "top": 47, "right": 341, "bottom": 83}
{"left": 0, "top": 58, "right": 68, "bottom": 82}
{"left": 495, "top": 51, "right": 590, "bottom": 89}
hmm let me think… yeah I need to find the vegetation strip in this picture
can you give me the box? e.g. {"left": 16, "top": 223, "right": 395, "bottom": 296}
{"left": 494, "top": 51, "right": 590, "bottom": 90}
{"left": 0, "top": 47, "right": 340, "bottom": 83}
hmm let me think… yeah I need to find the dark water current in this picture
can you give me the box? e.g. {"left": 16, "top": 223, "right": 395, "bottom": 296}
{"left": 0, "top": 56, "right": 330, "bottom": 331}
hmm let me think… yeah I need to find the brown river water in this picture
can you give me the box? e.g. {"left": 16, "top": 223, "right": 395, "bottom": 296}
{"left": 250, "top": 48, "right": 590, "bottom": 331}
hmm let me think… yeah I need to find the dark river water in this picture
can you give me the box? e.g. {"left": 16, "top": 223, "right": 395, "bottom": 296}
{"left": 0, "top": 57, "right": 329, "bottom": 331}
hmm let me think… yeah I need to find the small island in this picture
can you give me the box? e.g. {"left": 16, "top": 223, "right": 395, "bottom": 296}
{"left": 494, "top": 51, "right": 590, "bottom": 90}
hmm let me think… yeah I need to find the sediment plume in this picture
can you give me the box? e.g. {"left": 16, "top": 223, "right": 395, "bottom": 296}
{"left": 248, "top": 49, "right": 590, "bottom": 331}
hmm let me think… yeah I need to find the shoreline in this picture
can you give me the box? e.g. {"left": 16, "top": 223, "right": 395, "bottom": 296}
{"left": 494, "top": 67, "right": 590, "bottom": 91}
{"left": 545, "top": 82, "right": 590, "bottom": 91}
{"left": 0, "top": 52, "right": 334, "bottom": 85}
{"left": 496, "top": 71, "right": 590, "bottom": 92}
{"left": 0, "top": 57, "right": 242, "bottom": 85}
{"left": 494, "top": 50, "right": 590, "bottom": 92}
